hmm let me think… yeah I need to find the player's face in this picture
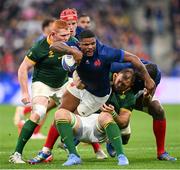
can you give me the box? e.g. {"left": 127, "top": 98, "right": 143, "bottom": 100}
{"left": 79, "top": 37, "right": 96, "bottom": 57}
{"left": 54, "top": 28, "right": 70, "bottom": 42}
{"left": 113, "top": 71, "right": 133, "bottom": 93}
{"left": 66, "top": 20, "right": 77, "bottom": 36}
{"left": 78, "top": 16, "right": 91, "bottom": 29}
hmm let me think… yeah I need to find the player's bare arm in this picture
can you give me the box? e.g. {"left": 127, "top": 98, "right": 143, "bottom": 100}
{"left": 123, "top": 51, "right": 155, "bottom": 95}
{"left": 18, "top": 57, "right": 35, "bottom": 105}
{"left": 50, "top": 41, "right": 83, "bottom": 64}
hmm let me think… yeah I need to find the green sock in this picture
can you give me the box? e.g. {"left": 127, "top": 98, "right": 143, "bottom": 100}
{"left": 56, "top": 120, "right": 79, "bottom": 156}
{"left": 15, "top": 120, "right": 37, "bottom": 154}
{"left": 105, "top": 122, "right": 124, "bottom": 155}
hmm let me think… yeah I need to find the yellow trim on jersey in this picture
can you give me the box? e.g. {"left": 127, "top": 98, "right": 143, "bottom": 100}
{"left": 47, "top": 36, "right": 53, "bottom": 45}
{"left": 25, "top": 56, "right": 36, "bottom": 65}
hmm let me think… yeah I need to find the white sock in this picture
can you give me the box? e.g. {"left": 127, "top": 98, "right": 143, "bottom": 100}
{"left": 42, "top": 147, "right": 51, "bottom": 153}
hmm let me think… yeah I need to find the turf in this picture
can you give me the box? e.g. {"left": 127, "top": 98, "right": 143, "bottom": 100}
{"left": 0, "top": 104, "right": 180, "bottom": 169}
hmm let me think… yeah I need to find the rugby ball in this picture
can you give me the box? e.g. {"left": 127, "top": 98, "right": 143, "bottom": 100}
{"left": 61, "top": 54, "right": 77, "bottom": 72}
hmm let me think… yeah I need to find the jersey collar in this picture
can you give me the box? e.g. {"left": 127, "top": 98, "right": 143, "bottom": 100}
{"left": 47, "top": 36, "right": 53, "bottom": 45}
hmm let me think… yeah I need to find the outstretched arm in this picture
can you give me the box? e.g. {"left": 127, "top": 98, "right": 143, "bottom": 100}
{"left": 123, "top": 51, "right": 155, "bottom": 95}
{"left": 50, "top": 41, "right": 83, "bottom": 64}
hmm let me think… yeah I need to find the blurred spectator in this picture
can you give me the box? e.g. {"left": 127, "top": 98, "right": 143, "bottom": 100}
{"left": 169, "top": 0, "right": 180, "bottom": 75}
{"left": 154, "top": 6, "right": 164, "bottom": 34}
{"left": 143, "top": 25, "right": 154, "bottom": 58}
{"left": 0, "top": 0, "right": 179, "bottom": 76}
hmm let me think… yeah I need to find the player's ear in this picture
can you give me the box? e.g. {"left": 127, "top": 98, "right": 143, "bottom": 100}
{"left": 50, "top": 31, "right": 56, "bottom": 36}
{"left": 112, "top": 73, "right": 117, "bottom": 82}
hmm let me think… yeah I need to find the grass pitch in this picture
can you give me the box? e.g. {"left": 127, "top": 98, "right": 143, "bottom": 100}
{"left": 0, "top": 104, "right": 180, "bottom": 169}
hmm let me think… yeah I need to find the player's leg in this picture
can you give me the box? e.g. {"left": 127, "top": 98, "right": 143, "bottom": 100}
{"left": 65, "top": 83, "right": 108, "bottom": 158}
{"left": 106, "top": 108, "right": 131, "bottom": 157}
{"left": 147, "top": 100, "right": 176, "bottom": 161}
{"left": 55, "top": 108, "right": 81, "bottom": 166}
{"left": 9, "top": 96, "right": 48, "bottom": 163}
{"left": 28, "top": 93, "right": 65, "bottom": 164}
{"left": 31, "top": 98, "right": 56, "bottom": 140}
{"left": 135, "top": 96, "right": 176, "bottom": 161}
{"left": 28, "top": 122, "right": 58, "bottom": 164}
{"left": 98, "top": 112, "right": 129, "bottom": 165}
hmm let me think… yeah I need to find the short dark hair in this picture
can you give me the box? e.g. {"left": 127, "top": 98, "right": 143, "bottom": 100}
{"left": 42, "top": 19, "right": 54, "bottom": 31}
{"left": 120, "top": 68, "right": 135, "bottom": 84}
{"left": 79, "top": 30, "right": 95, "bottom": 40}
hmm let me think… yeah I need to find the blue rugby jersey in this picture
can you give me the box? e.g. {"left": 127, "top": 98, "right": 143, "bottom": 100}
{"left": 110, "top": 59, "right": 161, "bottom": 93}
{"left": 75, "top": 26, "right": 84, "bottom": 40}
{"left": 110, "top": 59, "right": 161, "bottom": 86}
{"left": 74, "top": 40, "right": 125, "bottom": 97}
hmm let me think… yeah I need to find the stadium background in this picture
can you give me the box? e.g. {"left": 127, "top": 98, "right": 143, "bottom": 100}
{"left": 0, "top": 0, "right": 179, "bottom": 104}
{"left": 0, "top": 0, "right": 180, "bottom": 169}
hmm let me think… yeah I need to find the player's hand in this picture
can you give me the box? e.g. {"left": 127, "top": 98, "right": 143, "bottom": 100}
{"left": 144, "top": 78, "right": 155, "bottom": 95}
{"left": 101, "top": 104, "right": 115, "bottom": 114}
{"left": 50, "top": 42, "right": 83, "bottom": 64}
{"left": 143, "top": 88, "right": 152, "bottom": 99}
{"left": 142, "top": 88, "right": 152, "bottom": 106}
{"left": 73, "top": 70, "right": 85, "bottom": 89}
{"left": 21, "top": 93, "right": 31, "bottom": 105}
{"left": 71, "top": 48, "right": 83, "bottom": 65}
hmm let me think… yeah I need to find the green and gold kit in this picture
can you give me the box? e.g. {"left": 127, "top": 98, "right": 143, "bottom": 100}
{"left": 107, "top": 90, "right": 136, "bottom": 113}
{"left": 26, "top": 36, "right": 78, "bottom": 88}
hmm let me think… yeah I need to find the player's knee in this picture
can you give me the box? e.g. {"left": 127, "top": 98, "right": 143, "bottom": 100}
{"left": 55, "top": 108, "right": 71, "bottom": 122}
{"left": 149, "top": 100, "right": 165, "bottom": 119}
{"left": 118, "top": 108, "right": 131, "bottom": 128}
{"left": 98, "top": 112, "right": 113, "bottom": 127}
{"left": 119, "top": 120, "right": 129, "bottom": 129}
{"left": 31, "top": 104, "right": 47, "bottom": 123}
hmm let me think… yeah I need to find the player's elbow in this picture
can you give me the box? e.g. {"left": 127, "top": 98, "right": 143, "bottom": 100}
{"left": 124, "top": 52, "right": 140, "bottom": 63}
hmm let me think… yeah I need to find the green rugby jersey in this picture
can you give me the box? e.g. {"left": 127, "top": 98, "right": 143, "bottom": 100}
{"left": 26, "top": 36, "right": 78, "bottom": 88}
{"left": 107, "top": 90, "right": 136, "bottom": 113}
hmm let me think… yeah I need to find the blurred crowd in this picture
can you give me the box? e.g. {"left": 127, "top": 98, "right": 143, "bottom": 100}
{"left": 0, "top": 0, "right": 179, "bottom": 76}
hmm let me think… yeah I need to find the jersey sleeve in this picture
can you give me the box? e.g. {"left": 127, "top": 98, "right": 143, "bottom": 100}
{"left": 26, "top": 47, "right": 39, "bottom": 63}
{"left": 97, "top": 40, "right": 125, "bottom": 63}
{"left": 110, "top": 62, "right": 133, "bottom": 72}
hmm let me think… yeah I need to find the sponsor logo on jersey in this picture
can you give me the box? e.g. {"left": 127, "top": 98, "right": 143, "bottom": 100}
{"left": 48, "top": 50, "right": 54, "bottom": 58}
{"left": 85, "top": 60, "right": 90, "bottom": 64}
{"left": 94, "top": 59, "right": 101, "bottom": 67}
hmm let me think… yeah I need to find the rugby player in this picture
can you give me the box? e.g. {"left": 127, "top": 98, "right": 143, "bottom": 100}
{"left": 51, "top": 29, "right": 155, "bottom": 164}
{"left": 9, "top": 20, "right": 81, "bottom": 164}
{"left": 106, "top": 61, "right": 177, "bottom": 161}
{"left": 54, "top": 69, "right": 135, "bottom": 166}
